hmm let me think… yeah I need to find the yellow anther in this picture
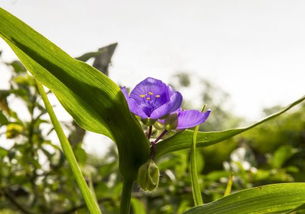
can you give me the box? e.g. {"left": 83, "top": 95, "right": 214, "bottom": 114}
{"left": 139, "top": 94, "right": 146, "bottom": 98}
{"left": 155, "top": 95, "right": 160, "bottom": 98}
{"left": 146, "top": 97, "right": 151, "bottom": 100}
{"left": 148, "top": 92, "right": 153, "bottom": 95}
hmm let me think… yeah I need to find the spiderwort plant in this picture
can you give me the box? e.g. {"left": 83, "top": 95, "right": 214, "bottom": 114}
{"left": 122, "top": 77, "right": 211, "bottom": 139}
{"left": 2, "top": 8, "right": 305, "bottom": 214}
{"left": 122, "top": 77, "right": 211, "bottom": 192}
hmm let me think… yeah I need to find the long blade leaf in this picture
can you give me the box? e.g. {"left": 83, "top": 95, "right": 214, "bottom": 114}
{"left": 156, "top": 95, "right": 305, "bottom": 158}
{"left": 36, "top": 81, "right": 101, "bottom": 214}
{"left": 0, "top": 8, "right": 149, "bottom": 179}
{"left": 184, "top": 183, "right": 305, "bottom": 214}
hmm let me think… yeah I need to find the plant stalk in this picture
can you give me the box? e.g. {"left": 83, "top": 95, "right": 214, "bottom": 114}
{"left": 190, "top": 124, "right": 203, "bottom": 206}
{"left": 190, "top": 105, "right": 207, "bottom": 206}
{"left": 36, "top": 80, "right": 101, "bottom": 214}
{"left": 224, "top": 174, "right": 233, "bottom": 196}
{"left": 120, "top": 179, "right": 134, "bottom": 214}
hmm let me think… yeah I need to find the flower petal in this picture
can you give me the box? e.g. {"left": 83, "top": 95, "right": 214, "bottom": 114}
{"left": 129, "top": 77, "right": 169, "bottom": 105}
{"left": 121, "top": 87, "right": 148, "bottom": 118}
{"left": 121, "top": 86, "right": 130, "bottom": 99}
{"left": 150, "top": 91, "right": 183, "bottom": 119}
{"left": 176, "top": 110, "right": 211, "bottom": 130}
{"left": 128, "top": 98, "right": 149, "bottom": 118}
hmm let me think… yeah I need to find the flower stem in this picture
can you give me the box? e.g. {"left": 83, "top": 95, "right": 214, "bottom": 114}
{"left": 153, "top": 130, "right": 168, "bottom": 144}
{"left": 120, "top": 179, "right": 134, "bottom": 214}
{"left": 190, "top": 105, "right": 207, "bottom": 206}
{"left": 147, "top": 125, "right": 152, "bottom": 139}
{"left": 150, "top": 130, "right": 168, "bottom": 158}
{"left": 36, "top": 81, "right": 101, "bottom": 214}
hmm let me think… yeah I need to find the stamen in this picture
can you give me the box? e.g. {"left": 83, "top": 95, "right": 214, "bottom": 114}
{"left": 148, "top": 92, "right": 153, "bottom": 95}
{"left": 155, "top": 95, "right": 160, "bottom": 98}
{"left": 139, "top": 94, "right": 146, "bottom": 98}
{"left": 146, "top": 97, "right": 151, "bottom": 100}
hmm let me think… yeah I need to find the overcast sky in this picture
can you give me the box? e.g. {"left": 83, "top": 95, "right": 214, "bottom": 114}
{"left": 1, "top": 0, "right": 305, "bottom": 122}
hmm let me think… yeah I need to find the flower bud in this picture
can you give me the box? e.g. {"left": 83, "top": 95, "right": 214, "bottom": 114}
{"left": 137, "top": 159, "right": 160, "bottom": 191}
{"left": 141, "top": 118, "right": 156, "bottom": 126}
{"left": 163, "top": 113, "right": 178, "bottom": 131}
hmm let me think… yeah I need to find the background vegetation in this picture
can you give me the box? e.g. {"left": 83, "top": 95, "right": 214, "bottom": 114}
{"left": 0, "top": 45, "right": 305, "bottom": 214}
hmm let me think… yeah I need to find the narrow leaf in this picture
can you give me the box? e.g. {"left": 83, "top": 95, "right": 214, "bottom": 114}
{"left": 184, "top": 183, "right": 305, "bottom": 214}
{"left": 36, "top": 81, "right": 101, "bottom": 214}
{"left": 0, "top": 8, "right": 149, "bottom": 179}
{"left": 156, "top": 96, "right": 305, "bottom": 158}
{"left": 190, "top": 106, "right": 206, "bottom": 206}
{"left": 224, "top": 174, "right": 233, "bottom": 196}
{"left": 0, "top": 110, "right": 9, "bottom": 126}
{"left": 131, "top": 198, "right": 146, "bottom": 214}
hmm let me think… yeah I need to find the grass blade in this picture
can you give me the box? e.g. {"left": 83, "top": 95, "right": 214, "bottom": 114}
{"left": 156, "top": 95, "right": 305, "bottom": 158}
{"left": 184, "top": 183, "right": 305, "bottom": 214}
{"left": 36, "top": 81, "right": 101, "bottom": 214}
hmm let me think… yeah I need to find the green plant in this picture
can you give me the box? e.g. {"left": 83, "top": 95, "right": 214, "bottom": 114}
{"left": 1, "top": 8, "right": 305, "bottom": 214}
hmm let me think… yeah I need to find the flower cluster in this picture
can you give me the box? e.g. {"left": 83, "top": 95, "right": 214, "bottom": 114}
{"left": 122, "top": 77, "right": 210, "bottom": 131}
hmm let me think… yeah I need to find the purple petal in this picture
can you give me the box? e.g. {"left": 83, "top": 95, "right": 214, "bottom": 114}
{"left": 128, "top": 98, "right": 149, "bottom": 118}
{"left": 121, "top": 87, "right": 130, "bottom": 100}
{"left": 176, "top": 110, "right": 211, "bottom": 130}
{"left": 121, "top": 87, "right": 148, "bottom": 118}
{"left": 150, "top": 91, "right": 183, "bottom": 119}
{"left": 129, "top": 77, "right": 169, "bottom": 105}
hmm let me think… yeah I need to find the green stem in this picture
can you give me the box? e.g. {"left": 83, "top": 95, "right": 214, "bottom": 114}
{"left": 120, "top": 179, "right": 134, "bottom": 214}
{"left": 36, "top": 80, "right": 101, "bottom": 214}
{"left": 190, "top": 125, "right": 203, "bottom": 206}
{"left": 224, "top": 174, "right": 233, "bottom": 196}
{"left": 190, "top": 105, "right": 207, "bottom": 206}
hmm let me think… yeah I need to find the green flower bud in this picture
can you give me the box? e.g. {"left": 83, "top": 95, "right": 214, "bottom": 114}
{"left": 153, "top": 121, "right": 164, "bottom": 130}
{"left": 141, "top": 118, "right": 156, "bottom": 126}
{"left": 137, "top": 159, "right": 160, "bottom": 191}
{"left": 164, "top": 113, "right": 178, "bottom": 131}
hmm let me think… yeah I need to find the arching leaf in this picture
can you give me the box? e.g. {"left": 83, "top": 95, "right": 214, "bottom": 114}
{"left": 156, "top": 96, "right": 305, "bottom": 158}
{"left": 0, "top": 8, "right": 149, "bottom": 179}
{"left": 184, "top": 183, "right": 305, "bottom": 214}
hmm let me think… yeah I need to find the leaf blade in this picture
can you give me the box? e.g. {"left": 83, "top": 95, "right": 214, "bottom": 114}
{"left": 0, "top": 8, "right": 149, "bottom": 179}
{"left": 184, "top": 183, "right": 305, "bottom": 214}
{"left": 156, "top": 95, "right": 305, "bottom": 158}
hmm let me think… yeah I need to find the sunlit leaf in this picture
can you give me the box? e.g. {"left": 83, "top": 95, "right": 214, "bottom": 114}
{"left": 0, "top": 147, "right": 8, "bottom": 158}
{"left": 0, "top": 8, "right": 149, "bottom": 179}
{"left": 272, "top": 145, "right": 298, "bottom": 168}
{"left": 0, "top": 110, "right": 8, "bottom": 126}
{"left": 184, "top": 183, "right": 305, "bottom": 214}
{"left": 156, "top": 96, "right": 305, "bottom": 158}
{"left": 131, "top": 198, "right": 146, "bottom": 214}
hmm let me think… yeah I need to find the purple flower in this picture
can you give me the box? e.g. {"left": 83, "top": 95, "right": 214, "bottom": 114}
{"left": 173, "top": 109, "right": 211, "bottom": 130}
{"left": 122, "top": 77, "right": 211, "bottom": 131}
{"left": 121, "top": 77, "right": 182, "bottom": 119}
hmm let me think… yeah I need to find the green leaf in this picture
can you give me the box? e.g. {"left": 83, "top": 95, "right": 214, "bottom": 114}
{"left": 0, "top": 147, "right": 8, "bottom": 158}
{"left": 285, "top": 202, "right": 305, "bottom": 213}
{"left": 36, "top": 81, "right": 101, "bottom": 213}
{"left": 271, "top": 145, "right": 298, "bottom": 169}
{"left": 8, "top": 60, "right": 26, "bottom": 73}
{"left": 190, "top": 114, "right": 203, "bottom": 206}
{"left": 0, "top": 110, "right": 8, "bottom": 126}
{"left": 156, "top": 96, "right": 305, "bottom": 158}
{"left": 0, "top": 8, "right": 149, "bottom": 179}
{"left": 184, "top": 183, "right": 305, "bottom": 214}
{"left": 131, "top": 198, "right": 146, "bottom": 214}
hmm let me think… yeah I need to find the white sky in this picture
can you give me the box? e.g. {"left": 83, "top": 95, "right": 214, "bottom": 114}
{"left": 1, "top": 0, "right": 305, "bottom": 122}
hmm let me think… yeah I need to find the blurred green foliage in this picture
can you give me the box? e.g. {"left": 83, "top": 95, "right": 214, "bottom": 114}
{"left": 0, "top": 48, "right": 304, "bottom": 214}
